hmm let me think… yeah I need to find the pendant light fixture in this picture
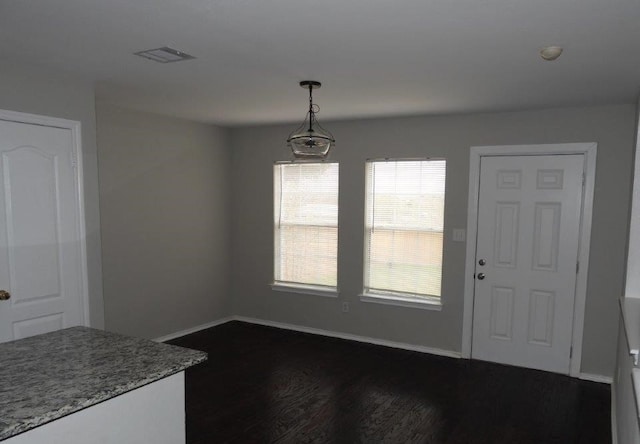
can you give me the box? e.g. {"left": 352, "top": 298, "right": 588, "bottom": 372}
{"left": 287, "top": 80, "right": 335, "bottom": 159}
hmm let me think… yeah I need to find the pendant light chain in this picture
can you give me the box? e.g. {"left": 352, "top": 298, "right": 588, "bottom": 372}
{"left": 308, "top": 84, "right": 314, "bottom": 132}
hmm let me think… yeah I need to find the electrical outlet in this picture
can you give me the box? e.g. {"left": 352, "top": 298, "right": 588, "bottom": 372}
{"left": 342, "top": 302, "right": 349, "bottom": 313}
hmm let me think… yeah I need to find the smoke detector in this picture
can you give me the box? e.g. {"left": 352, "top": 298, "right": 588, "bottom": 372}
{"left": 539, "top": 46, "right": 563, "bottom": 61}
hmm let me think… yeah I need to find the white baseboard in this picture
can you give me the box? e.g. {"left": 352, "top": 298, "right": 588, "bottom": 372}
{"left": 153, "top": 315, "right": 461, "bottom": 360}
{"left": 233, "top": 315, "right": 462, "bottom": 359}
{"left": 156, "top": 316, "right": 614, "bottom": 384}
{"left": 154, "top": 316, "right": 613, "bottom": 389}
{"left": 153, "top": 317, "right": 234, "bottom": 343}
{"left": 579, "top": 372, "right": 613, "bottom": 384}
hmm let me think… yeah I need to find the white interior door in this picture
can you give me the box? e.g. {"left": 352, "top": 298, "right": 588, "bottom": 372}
{"left": 471, "top": 154, "right": 585, "bottom": 374}
{"left": 0, "top": 119, "right": 86, "bottom": 342}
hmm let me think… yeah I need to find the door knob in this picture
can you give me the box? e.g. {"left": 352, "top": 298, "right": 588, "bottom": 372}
{"left": 477, "top": 273, "right": 486, "bottom": 280}
{"left": 478, "top": 259, "right": 486, "bottom": 266}
{"left": 0, "top": 290, "right": 10, "bottom": 300}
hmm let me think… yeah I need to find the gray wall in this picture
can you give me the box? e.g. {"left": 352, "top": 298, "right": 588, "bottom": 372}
{"left": 3, "top": 64, "right": 630, "bottom": 376}
{"left": 0, "top": 63, "right": 105, "bottom": 328}
{"left": 230, "top": 104, "right": 636, "bottom": 377}
{"left": 97, "top": 104, "right": 232, "bottom": 339}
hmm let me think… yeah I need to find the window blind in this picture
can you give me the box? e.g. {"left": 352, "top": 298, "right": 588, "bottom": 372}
{"left": 364, "top": 159, "right": 446, "bottom": 298}
{"left": 274, "top": 162, "right": 339, "bottom": 288}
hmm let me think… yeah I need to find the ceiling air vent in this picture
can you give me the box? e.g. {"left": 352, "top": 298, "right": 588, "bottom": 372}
{"left": 134, "top": 47, "right": 196, "bottom": 63}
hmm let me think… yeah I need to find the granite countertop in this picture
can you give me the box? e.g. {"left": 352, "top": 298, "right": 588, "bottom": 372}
{"left": 0, "top": 326, "right": 207, "bottom": 440}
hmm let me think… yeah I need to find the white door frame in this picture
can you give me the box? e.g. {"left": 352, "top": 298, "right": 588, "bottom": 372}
{"left": 0, "top": 108, "right": 90, "bottom": 327}
{"left": 461, "top": 142, "right": 597, "bottom": 377}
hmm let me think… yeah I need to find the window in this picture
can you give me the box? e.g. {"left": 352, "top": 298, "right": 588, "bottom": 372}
{"left": 274, "top": 162, "right": 339, "bottom": 291}
{"left": 364, "top": 159, "right": 446, "bottom": 304}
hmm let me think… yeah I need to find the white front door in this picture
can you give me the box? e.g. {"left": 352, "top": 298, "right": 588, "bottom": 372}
{"left": 0, "top": 118, "right": 86, "bottom": 342}
{"left": 471, "top": 154, "right": 584, "bottom": 374}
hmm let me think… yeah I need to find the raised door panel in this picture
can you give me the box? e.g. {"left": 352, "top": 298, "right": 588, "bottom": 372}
{"left": 527, "top": 289, "right": 555, "bottom": 347}
{"left": 532, "top": 203, "right": 561, "bottom": 272}
{"left": 489, "top": 286, "right": 515, "bottom": 341}
{"left": 493, "top": 202, "right": 520, "bottom": 269}
{"left": 3, "top": 147, "right": 63, "bottom": 303}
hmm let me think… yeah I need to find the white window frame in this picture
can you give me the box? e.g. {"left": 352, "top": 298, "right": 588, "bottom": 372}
{"left": 272, "top": 161, "right": 339, "bottom": 297}
{"left": 360, "top": 158, "right": 446, "bottom": 310}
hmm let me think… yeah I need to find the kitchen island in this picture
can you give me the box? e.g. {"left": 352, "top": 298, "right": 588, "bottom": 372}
{"left": 0, "top": 326, "right": 206, "bottom": 443}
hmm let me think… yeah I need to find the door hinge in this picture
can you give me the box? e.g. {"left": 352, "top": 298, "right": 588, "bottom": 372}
{"left": 70, "top": 152, "right": 78, "bottom": 169}
{"left": 582, "top": 173, "right": 586, "bottom": 187}
{"left": 576, "top": 261, "right": 579, "bottom": 274}
{"left": 570, "top": 346, "right": 573, "bottom": 358}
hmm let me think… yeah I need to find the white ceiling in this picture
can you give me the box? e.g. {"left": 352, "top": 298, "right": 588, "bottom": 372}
{"left": 1, "top": 0, "right": 639, "bottom": 126}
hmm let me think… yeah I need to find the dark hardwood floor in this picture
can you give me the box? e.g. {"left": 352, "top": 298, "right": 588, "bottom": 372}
{"left": 168, "top": 321, "right": 611, "bottom": 444}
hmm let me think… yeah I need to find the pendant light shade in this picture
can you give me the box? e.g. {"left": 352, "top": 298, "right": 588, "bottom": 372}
{"left": 287, "top": 80, "right": 335, "bottom": 159}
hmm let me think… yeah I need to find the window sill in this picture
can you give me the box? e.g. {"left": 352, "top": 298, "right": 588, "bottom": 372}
{"left": 359, "top": 293, "right": 442, "bottom": 311}
{"left": 271, "top": 282, "right": 339, "bottom": 298}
